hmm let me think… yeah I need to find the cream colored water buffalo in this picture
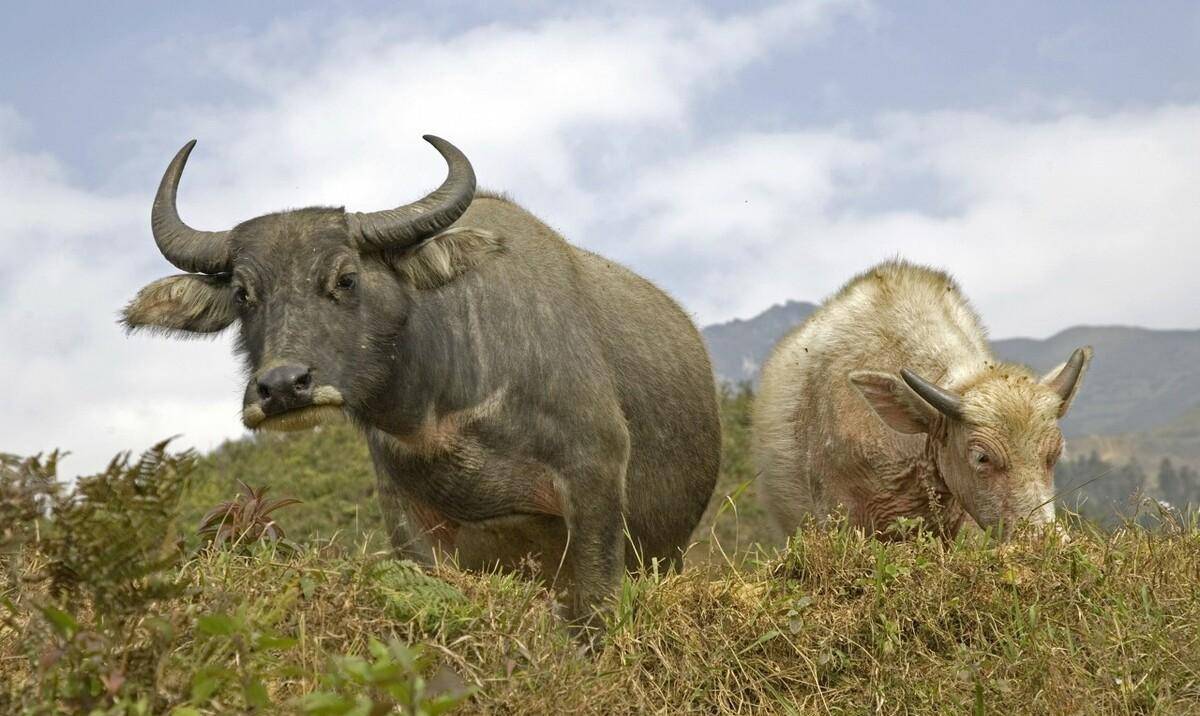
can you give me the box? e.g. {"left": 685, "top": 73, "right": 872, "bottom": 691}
{"left": 753, "top": 260, "right": 1092, "bottom": 539}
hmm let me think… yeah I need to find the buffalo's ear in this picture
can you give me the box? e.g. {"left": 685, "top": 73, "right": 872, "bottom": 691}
{"left": 121, "top": 273, "right": 237, "bottom": 336}
{"left": 849, "top": 371, "right": 936, "bottom": 434}
{"left": 393, "top": 227, "right": 506, "bottom": 289}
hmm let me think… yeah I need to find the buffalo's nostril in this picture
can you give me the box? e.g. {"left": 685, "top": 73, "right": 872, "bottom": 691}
{"left": 255, "top": 364, "right": 313, "bottom": 414}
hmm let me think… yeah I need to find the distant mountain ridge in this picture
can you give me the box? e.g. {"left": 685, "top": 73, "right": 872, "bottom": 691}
{"left": 701, "top": 304, "right": 1200, "bottom": 440}
{"left": 701, "top": 300, "right": 817, "bottom": 385}
{"left": 992, "top": 326, "right": 1200, "bottom": 438}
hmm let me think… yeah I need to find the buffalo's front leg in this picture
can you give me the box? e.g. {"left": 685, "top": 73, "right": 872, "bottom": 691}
{"left": 372, "top": 452, "right": 460, "bottom": 566}
{"left": 375, "top": 472, "right": 434, "bottom": 563}
{"left": 555, "top": 430, "right": 631, "bottom": 629}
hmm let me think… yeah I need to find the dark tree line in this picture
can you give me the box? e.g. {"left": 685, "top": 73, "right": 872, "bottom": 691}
{"left": 1156, "top": 457, "right": 1200, "bottom": 508}
{"left": 1055, "top": 450, "right": 1200, "bottom": 522}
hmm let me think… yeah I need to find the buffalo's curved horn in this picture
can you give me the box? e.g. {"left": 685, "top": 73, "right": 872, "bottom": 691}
{"left": 350, "top": 135, "right": 476, "bottom": 254}
{"left": 900, "top": 368, "right": 964, "bottom": 421}
{"left": 151, "top": 140, "right": 232, "bottom": 275}
{"left": 1045, "top": 347, "right": 1090, "bottom": 403}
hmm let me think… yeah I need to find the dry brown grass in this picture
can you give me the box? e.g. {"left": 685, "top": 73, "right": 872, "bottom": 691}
{"left": 7, "top": 503, "right": 1200, "bottom": 713}
{"left": 5, "top": 391, "right": 1200, "bottom": 713}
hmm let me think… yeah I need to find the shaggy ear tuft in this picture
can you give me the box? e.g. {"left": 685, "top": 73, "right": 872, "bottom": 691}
{"left": 393, "top": 227, "right": 505, "bottom": 289}
{"left": 849, "top": 371, "right": 935, "bottom": 435}
{"left": 121, "top": 273, "right": 237, "bottom": 336}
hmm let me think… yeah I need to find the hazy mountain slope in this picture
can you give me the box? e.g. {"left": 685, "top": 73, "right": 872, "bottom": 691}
{"left": 992, "top": 326, "right": 1200, "bottom": 437}
{"left": 703, "top": 306, "right": 1200, "bottom": 438}
{"left": 701, "top": 300, "right": 816, "bottom": 385}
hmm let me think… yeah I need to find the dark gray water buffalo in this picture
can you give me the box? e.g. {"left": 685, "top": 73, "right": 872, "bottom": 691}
{"left": 123, "top": 136, "right": 721, "bottom": 623}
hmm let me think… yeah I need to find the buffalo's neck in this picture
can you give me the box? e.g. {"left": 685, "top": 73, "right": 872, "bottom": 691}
{"left": 364, "top": 284, "right": 495, "bottom": 438}
{"left": 870, "top": 453, "right": 964, "bottom": 539}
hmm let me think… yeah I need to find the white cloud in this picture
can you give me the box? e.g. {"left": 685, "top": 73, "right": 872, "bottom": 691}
{"left": 141, "top": 0, "right": 861, "bottom": 240}
{"left": 0, "top": 113, "right": 137, "bottom": 242}
{"left": 0, "top": 176, "right": 243, "bottom": 472}
{"left": 0, "top": 1, "right": 856, "bottom": 475}
{"left": 617, "top": 106, "right": 1200, "bottom": 337}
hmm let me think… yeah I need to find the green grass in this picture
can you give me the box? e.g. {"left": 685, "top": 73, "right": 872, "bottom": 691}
{"left": 5, "top": 388, "right": 1200, "bottom": 714}
{"left": 181, "top": 421, "right": 384, "bottom": 548}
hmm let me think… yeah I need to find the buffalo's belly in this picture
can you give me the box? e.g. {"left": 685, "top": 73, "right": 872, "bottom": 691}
{"left": 371, "top": 431, "right": 574, "bottom": 560}
{"left": 401, "top": 491, "right": 573, "bottom": 585}
{"left": 453, "top": 515, "right": 572, "bottom": 581}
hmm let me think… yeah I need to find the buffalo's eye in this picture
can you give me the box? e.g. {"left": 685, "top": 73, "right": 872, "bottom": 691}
{"left": 335, "top": 273, "right": 358, "bottom": 291}
{"left": 233, "top": 287, "right": 249, "bottom": 306}
{"left": 970, "top": 449, "right": 992, "bottom": 469}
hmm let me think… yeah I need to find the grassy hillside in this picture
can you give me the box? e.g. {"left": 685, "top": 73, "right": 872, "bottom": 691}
{"left": 5, "top": 447, "right": 1200, "bottom": 713}
{"left": 181, "top": 422, "right": 384, "bottom": 547}
{"left": 6, "top": 390, "right": 1200, "bottom": 713}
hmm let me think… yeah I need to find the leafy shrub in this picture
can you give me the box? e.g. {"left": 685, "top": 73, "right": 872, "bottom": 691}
{"left": 1, "top": 440, "right": 196, "bottom": 713}
{"left": 0, "top": 441, "right": 477, "bottom": 714}
{"left": 300, "top": 638, "right": 471, "bottom": 716}
{"left": 1, "top": 451, "right": 62, "bottom": 588}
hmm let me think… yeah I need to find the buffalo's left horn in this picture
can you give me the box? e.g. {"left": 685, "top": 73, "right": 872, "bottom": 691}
{"left": 151, "top": 140, "right": 232, "bottom": 275}
{"left": 350, "top": 135, "right": 476, "bottom": 254}
{"left": 901, "top": 368, "right": 965, "bottom": 420}
{"left": 1046, "top": 347, "right": 1091, "bottom": 402}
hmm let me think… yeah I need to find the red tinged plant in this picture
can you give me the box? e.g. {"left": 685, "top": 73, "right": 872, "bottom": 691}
{"left": 198, "top": 480, "right": 301, "bottom": 548}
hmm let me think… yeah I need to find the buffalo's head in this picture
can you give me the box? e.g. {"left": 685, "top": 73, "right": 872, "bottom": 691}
{"left": 123, "top": 136, "right": 496, "bottom": 432}
{"left": 850, "top": 347, "right": 1093, "bottom": 536}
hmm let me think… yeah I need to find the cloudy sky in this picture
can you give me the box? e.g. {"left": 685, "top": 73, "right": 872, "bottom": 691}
{"left": 2, "top": 0, "right": 1198, "bottom": 475}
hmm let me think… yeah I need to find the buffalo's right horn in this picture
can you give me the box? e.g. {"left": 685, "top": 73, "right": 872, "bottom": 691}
{"left": 151, "top": 140, "right": 232, "bottom": 275}
{"left": 901, "top": 368, "right": 965, "bottom": 420}
{"left": 350, "top": 135, "right": 476, "bottom": 254}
